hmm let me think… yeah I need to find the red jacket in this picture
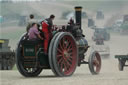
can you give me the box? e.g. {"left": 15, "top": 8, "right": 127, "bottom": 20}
{"left": 42, "top": 20, "right": 49, "bottom": 33}
{"left": 42, "top": 18, "right": 53, "bottom": 33}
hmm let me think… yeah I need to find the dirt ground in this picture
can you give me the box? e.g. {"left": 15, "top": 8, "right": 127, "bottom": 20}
{"left": 0, "top": 55, "right": 128, "bottom": 85}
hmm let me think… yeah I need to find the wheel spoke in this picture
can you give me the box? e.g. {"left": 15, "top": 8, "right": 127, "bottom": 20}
{"left": 60, "top": 60, "right": 64, "bottom": 72}
{"left": 68, "top": 49, "right": 73, "bottom": 53}
{"left": 67, "top": 45, "right": 72, "bottom": 52}
{"left": 57, "top": 48, "right": 63, "bottom": 53}
{"left": 67, "top": 57, "right": 73, "bottom": 63}
{"left": 93, "top": 59, "right": 99, "bottom": 66}
{"left": 64, "top": 57, "right": 72, "bottom": 68}
{"left": 64, "top": 60, "right": 71, "bottom": 70}
{"left": 59, "top": 42, "right": 64, "bottom": 51}
{"left": 58, "top": 57, "right": 63, "bottom": 64}
{"left": 57, "top": 54, "right": 63, "bottom": 58}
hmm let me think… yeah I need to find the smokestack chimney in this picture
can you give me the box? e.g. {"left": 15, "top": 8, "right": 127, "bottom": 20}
{"left": 75, "top": 6, "right": 82, "bottom": 29}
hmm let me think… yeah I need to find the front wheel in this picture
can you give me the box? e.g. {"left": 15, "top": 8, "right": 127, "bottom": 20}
{"left": 88, "top": 51, "right": 101, "bottom": 75}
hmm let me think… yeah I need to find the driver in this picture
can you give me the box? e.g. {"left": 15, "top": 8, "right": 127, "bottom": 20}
{"left": 41, "top": 14, "right": 55, "bottom": 54}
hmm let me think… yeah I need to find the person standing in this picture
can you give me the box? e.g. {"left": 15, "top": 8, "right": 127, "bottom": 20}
{"left": 41, "top": 14, "right": 55, "bottom": 54}
{"left": 26, "top": 14, "right": 37, "bottom": 32}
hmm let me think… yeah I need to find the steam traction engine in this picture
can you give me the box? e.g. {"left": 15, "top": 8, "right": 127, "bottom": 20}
{"left": 16, "top": 6, "right": 101, "bottom": 77}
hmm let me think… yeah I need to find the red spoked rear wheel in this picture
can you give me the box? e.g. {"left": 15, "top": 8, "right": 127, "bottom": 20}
{"left": 50, "top": 32, "right": 78, "bottom": 77}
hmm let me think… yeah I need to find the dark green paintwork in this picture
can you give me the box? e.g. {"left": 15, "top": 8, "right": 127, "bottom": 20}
{"left": 23, "top": 44, "right": 49, "bottom": 67}
{"left": 115, "top": 55, "right": 128, "bottom": 59}
{"left": 24, "top": 45, "right": 36, "bottom": 57}
{"left": 38, "top": 52, "right": 49, "bottom": 66}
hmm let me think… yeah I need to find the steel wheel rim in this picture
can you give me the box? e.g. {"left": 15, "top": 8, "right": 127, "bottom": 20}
{"left": 93, "top": 52, "right": 101, "bottom": 73}
{"left": 48, "top": 32, "right": 61, "bottom": 76}
{"left": 56, "top": 35, "right": 77, "bottom": 75}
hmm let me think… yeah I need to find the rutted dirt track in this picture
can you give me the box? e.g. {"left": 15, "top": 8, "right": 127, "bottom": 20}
{"left": 0, "top": 57, "right": 128, "bottom": 85}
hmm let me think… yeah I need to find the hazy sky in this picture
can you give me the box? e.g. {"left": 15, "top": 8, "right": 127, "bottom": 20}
{"left": 0, "top": 0, "right": 128, "bottom": 1}
{"left": 0, "top": 0, "right": 41, "bottom": 1}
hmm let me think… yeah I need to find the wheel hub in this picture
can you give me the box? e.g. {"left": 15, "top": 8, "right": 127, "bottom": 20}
{"left": 63, "top": 51, "right": 69, "bottom": 57}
